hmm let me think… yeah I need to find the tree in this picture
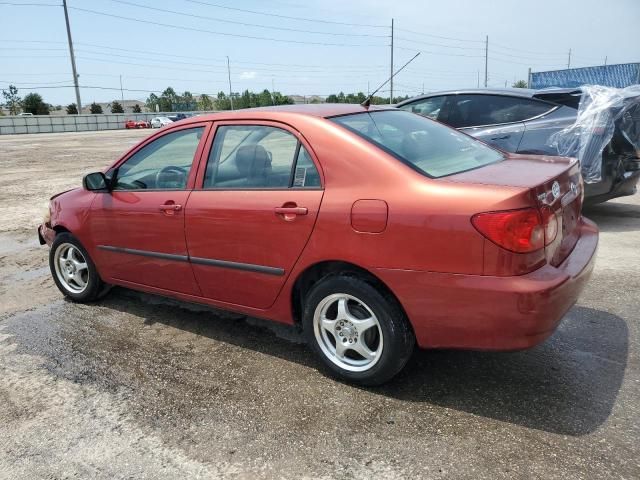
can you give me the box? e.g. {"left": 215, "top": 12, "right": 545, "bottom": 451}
{"left": 215, "top": 91, "right": 231, "bottom": 110}
{"left": 22, "top": 93, "right": 49, "bottom": 115}
{"left": 90, "top": 102, "right": 103, "bottom": 114}
{"left": 512, "top": 80, "right": 528, "bottom": 88}
{"left": 2, "top": 85, "right": 21, "bottom": 115}
{"left": 66, "top": 103, "right": 78, "bottom": 114}
{"left": 132, "top": 104, "right": 142, "bottom": 113}
{"left": 145, "top": 93, "right": 159, "bottom": 112}
{"left": 198, "top": 94, "right": 214, "bottom": 111}
{"left": 110, "top": 101, "right": 124, "bottom": 113}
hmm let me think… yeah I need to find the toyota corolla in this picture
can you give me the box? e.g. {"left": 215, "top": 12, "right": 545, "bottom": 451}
{"left": 39, "top": 105, "right": 598, "bottom": 385}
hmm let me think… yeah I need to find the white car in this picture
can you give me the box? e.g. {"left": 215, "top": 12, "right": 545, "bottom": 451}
{"left": 150, "top": 116, "right": 173, "bottom": 128}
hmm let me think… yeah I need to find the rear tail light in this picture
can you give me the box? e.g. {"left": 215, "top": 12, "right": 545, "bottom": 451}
{"left": 540, "top": 206, "right": 558, "bottom": 245}
{"left": 472, "top": 208, "right": 547, "bottom": 253}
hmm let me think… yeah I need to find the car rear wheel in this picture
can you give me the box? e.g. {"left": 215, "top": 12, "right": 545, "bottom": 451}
{"left": 50, "top": 232, "right": 106, "bottom": 302}
{"left": 302, "top": 275, "right": 415, "bottom": 386}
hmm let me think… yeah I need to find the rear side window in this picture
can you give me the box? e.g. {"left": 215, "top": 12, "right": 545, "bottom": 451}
{"left": 204, "top": 125, "right": 320, "bottom": 188}
{"left": 398, "top": 96, "right": 446, "bottom": 120}
{"left": 331, "top": 110, "right": 503, "bottom": 178}
{"left": 446, "top": 94, "right": 555, "bottom": 128}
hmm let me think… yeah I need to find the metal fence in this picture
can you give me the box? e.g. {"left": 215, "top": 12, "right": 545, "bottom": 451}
{"left": 0, "top": 112, "right": 216, "bottom": 135}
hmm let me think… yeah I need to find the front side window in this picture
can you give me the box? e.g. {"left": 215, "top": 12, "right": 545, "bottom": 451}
{"left": 114, "top": 127, "right": 204, "bottom": 190}
{"left": 204, "top": 125, "right": 320, "bottom": 188}
{"left": 331, "top": 110, "right": 503, "bottom": 178}
{"left": 399, "top": 96, "right": 446, "bottom": 120}
{"left": 446, "top": 94, "right": 555, "bottom": 128}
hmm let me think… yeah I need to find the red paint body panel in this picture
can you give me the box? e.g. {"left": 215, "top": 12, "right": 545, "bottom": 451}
{"left": 42, "top": 105, "right": 599, "bottom": 352}
{"left": 185, "top": 189, "right": 323, "bottom": 308}
{"left": 374, "top": 219, "right": 598, "bottom": 349}
{"left": 89, "top": 190, "right": 200, "bottom": 295}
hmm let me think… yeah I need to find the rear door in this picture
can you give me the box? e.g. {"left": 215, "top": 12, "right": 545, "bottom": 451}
{"left": 185, "top": 121, "right": 324, "bottom": 309}
{"left": 443, "top": 94, "right": 555, "bottom": 152}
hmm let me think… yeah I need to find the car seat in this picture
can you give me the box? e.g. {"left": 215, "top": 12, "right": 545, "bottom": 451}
{"left": 235, "top": 144, "right": 273, "bottom": 186}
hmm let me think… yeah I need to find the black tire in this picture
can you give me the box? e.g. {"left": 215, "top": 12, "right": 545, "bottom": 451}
{"left": 49, "top": 232, "right": 106, "bottom": 302}
{"left": 302, "top": 274, "right": 415, "bottom": 386}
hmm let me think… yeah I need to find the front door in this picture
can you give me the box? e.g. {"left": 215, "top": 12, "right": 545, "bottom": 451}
{"left": 90, "top": 124, "right": 208, "bottom": 294}
{"left": 185, "top": 122, "right": 324, "bottom": 309}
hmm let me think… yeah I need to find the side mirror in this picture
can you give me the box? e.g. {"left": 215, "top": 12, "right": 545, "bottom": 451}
{"left": 83, "top": 172, "right": 110, "bottom": 191}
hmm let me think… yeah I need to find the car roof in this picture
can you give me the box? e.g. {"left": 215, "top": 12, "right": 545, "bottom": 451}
{"left": 176, "top": 103, "right": 395, "bottom": 124}
{"left": 396, "top": 87, "right": 581, "bottom": 106}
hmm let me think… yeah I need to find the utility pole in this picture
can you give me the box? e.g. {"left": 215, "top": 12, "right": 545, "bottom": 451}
{"left": 477, "top": 70, "right": 480, "bottom": 88}
{"left": 226, "top": 56, "right": 234, "bottom": 110}
{"left": 484, "top": 35, "right": 488, "bottom": 88}
{"left": 119, "top": 75, "right": 124, "bottom": 108}
{"left": 62, "top": 0, "right": 81, "bottom": 113}
{"left": 389, "top": 18, "right": 394, "bottom": 104}
{"left": 604, "top": 56, "right": 608, "bottom": 66}
{"left": 271, "top": 77, "right": 275, "bottom": 105}
{"left": 527, "top": 67, "right": 532, "bottom": 88}
{"left": 422, "top": 82, "right": 424, "bottom": 94}
{"left": 567, "top": 48, "right": 571, "bottom": 69}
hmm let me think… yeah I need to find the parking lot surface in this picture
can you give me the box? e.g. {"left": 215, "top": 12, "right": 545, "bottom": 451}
{"left": 0, "top": 129, "right": 639, "bottom": 479}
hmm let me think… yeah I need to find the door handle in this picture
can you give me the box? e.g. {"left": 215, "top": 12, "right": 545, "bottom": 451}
{"left": 274, "top": 206, "right": 308, "bottom": 215}
{"left": 159, "top": 203, "right": 182, "bottom": 214}
{"left": 159, "top": 204, "right": 182, "bottom": 211}
{"left": 491, "top": 135, "right": 510, "bottom": 140}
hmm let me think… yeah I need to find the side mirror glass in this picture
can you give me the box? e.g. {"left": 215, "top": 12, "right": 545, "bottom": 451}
{"left": 83, "top": 172, "right": 110, "bottom": 191}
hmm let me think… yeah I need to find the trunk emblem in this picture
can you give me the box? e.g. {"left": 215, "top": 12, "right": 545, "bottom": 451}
{"left": 552, "top": 181, "right": 561, "bottom": 199}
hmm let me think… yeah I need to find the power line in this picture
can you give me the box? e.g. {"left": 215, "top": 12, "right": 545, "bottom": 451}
{"left": 395, "top": 36, "right": 485, "bottom": 50}
{"left": 394, "top": 44, "right": 483, "bottom": 58}
{"left": 0, "top": 2, "right": 58, "bottom": 5}
{"left": 75, "top": 49, "right": 388, "bottom": 74}
{"left": 106, "top": 0, "right": 388, "bottom": 38}
{"left": 394, "top": 27, "right": 484, "bottom": 44}
{"left": 68, "top": 6, "right": 387, "bottom": 47}
{"left": 181, "top": 0, "right": 387, "bottom": 28}
{"left": 0, "top": 40, "right": 388, "bottom": 70}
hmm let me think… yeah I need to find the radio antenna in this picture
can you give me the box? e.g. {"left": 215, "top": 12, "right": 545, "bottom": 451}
{"left": 361, "top": 52, "right": 420, "bottom": 108}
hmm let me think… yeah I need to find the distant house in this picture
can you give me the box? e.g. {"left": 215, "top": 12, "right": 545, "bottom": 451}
{"left": 289, "top": 95, "right": 325, "bottom": 104}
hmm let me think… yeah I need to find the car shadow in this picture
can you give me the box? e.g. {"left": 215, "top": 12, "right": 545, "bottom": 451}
{"left": 98, "top": 289, "right": 628, "bottom": 437}
{"left": 584, "top": 200, "right": 640, "bottom": 232}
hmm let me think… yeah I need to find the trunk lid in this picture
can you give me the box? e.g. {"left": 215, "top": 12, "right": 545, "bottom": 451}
{"left": 446, "top": 153, "right": 583, "bottom": 266}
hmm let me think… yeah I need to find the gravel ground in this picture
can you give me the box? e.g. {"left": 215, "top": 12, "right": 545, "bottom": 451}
{"left": 0, "top": 129, "right": 638, "bottom": 479}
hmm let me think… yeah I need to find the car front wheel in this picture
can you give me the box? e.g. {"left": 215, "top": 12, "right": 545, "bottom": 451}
{"left": 49, "top": 232, "right": 106, "bottom": 302}
{"left": 302, "top": 275, "right": 415, "bottom": 386}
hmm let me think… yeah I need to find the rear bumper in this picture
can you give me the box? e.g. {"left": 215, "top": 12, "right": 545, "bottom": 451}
{"left": 585, "top": 159, "right": 640, "bottom": 205}
{"left": 374, "top": 218, "right": 598, "bottom": 350}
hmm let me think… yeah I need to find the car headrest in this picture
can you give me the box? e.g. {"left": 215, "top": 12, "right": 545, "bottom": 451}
{"left": 236, "top": 144, "right": 272, "bottom": 182}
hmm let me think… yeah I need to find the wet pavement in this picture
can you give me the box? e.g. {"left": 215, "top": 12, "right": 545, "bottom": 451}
{"left": 0, "top": 130, "right": 639, "bottom": 479}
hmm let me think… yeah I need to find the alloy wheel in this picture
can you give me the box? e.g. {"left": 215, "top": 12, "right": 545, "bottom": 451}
{"left": 53, "top": 243, "right": 89, "bottom": 294}
{"left": 313, "top": 293, "right": 383, "bottom": 372}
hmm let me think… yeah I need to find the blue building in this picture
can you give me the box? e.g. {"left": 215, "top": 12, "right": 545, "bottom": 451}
{"left": 530, "top": 63, "right": 640, "bottom": 89}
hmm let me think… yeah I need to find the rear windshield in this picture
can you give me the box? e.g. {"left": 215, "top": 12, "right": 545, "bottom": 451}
{"left": 330, "top": 110, "right": 503, "bottom": 178}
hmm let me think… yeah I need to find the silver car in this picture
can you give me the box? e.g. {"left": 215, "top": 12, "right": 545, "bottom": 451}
{"left": 397, "top": 88, "right": 640, "bottom": 204}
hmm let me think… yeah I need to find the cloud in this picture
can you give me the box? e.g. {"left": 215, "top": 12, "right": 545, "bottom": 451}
{"left": 240, "top": 71, "right": 257, "bottom": 80}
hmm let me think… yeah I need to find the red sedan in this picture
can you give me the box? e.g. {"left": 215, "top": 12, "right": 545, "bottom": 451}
{"left": 39, "top": 105, "right": 598, "bottom": 385}
{"left": 124, "top": 119, "right": 149, "bottom": 129}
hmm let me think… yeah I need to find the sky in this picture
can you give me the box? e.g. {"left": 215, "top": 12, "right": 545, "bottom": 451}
{"left": 2, "top": 0, "right": 639, "bottom": 106}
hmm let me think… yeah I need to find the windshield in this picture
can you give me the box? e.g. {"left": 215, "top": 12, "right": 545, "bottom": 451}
{"left": 330, "top": 110, "right": 503, "bottom": 178}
